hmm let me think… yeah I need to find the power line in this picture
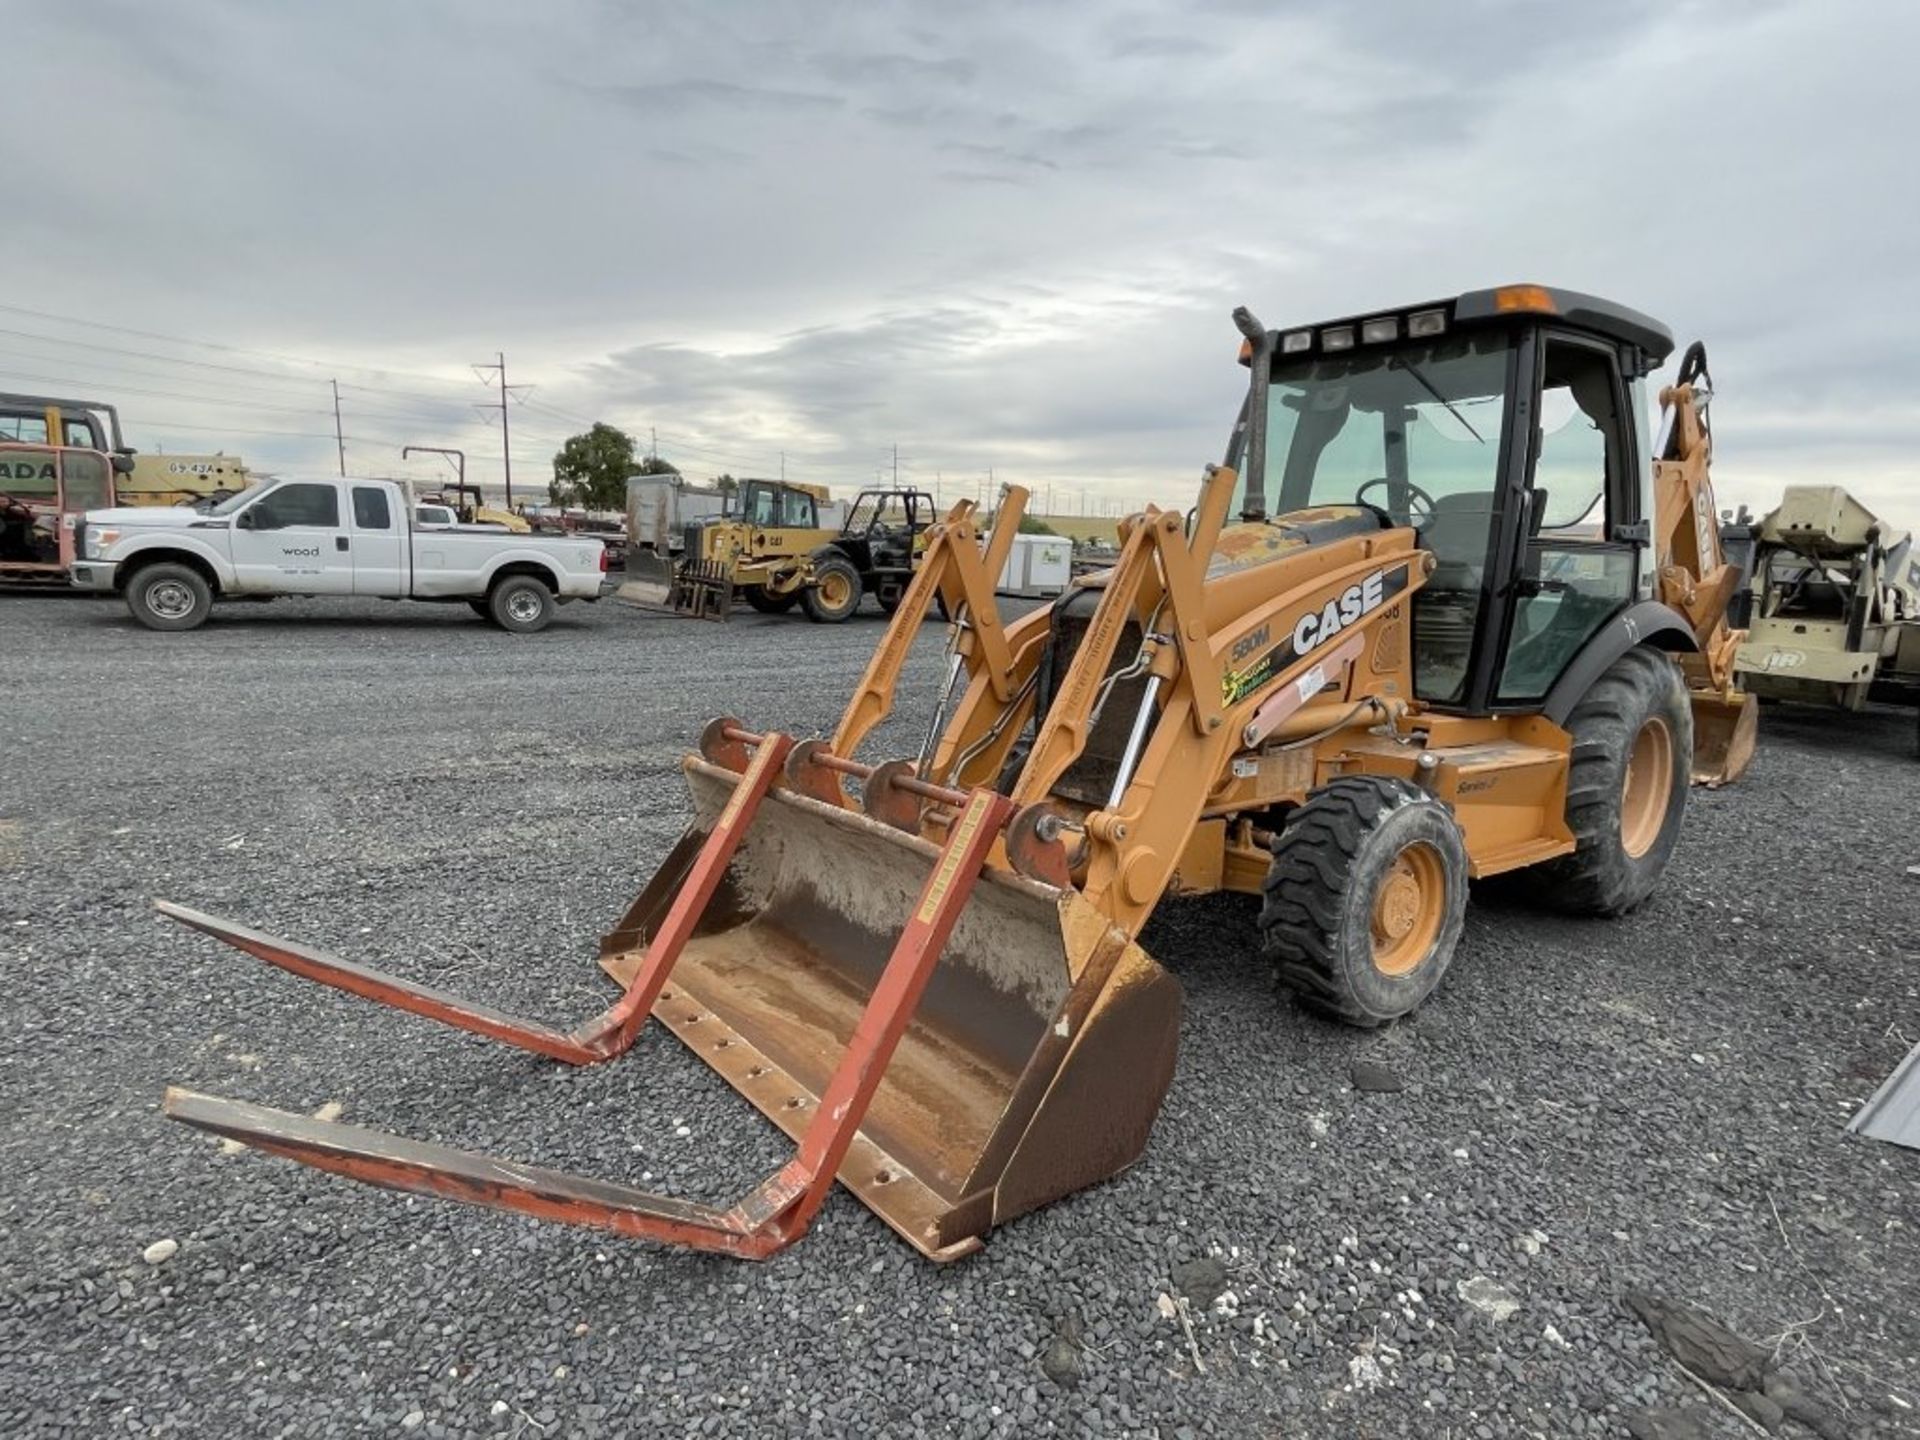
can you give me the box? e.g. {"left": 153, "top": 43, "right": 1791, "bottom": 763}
{"left": 0, "top": 301, "right": 484, "bottom": 393}
{"left": 0, "top": 365, "right": 338, "bottom": 417}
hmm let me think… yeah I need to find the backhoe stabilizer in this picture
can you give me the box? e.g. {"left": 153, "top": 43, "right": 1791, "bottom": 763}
{"left": 158, "top": 740, "right": 1178, "bottom": 1260}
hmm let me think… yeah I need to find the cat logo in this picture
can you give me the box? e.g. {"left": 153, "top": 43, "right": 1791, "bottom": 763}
{"left": 1290, "top": 571, "right": 1387, "bottom": 655}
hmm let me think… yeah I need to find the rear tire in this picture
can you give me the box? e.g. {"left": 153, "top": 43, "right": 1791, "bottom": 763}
{"left": 802, "top": 555, "right": 862, "bottom": 623}
{"left": 126, "top": 562, "right": 212, "bottom": 632}
{"left": 1535, "top": 646, "right": 1691, "bottom": 915}
{"left": 1261, "top": 776, "right": 1469, "bottom": 1027}
{"left": 743, "top": 585, "right": 798, "bottom": 614}
{"left": 488, "top": 575, "right": 554, "bottom": 634}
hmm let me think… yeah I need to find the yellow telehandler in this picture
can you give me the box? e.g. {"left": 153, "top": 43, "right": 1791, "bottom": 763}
{"left": 160, "top": 284, "right": 1756, "bottom": 1260}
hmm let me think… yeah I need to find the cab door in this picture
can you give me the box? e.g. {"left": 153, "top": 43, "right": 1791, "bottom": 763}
{"left": 1491, "top": 333, "right": 1642, "bottom": 704}
{"left": 229, "top": 480, "right": 355, "bottom": 594}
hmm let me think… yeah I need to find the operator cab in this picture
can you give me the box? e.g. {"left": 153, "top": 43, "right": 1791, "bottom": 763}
{"left": 840, "top": 488, "right": 935, "bottom": 572}
{"left": 1223, "top": 285, "right": 1672, "bottom": 713}
{"left": 734, "top": 479, "right": 822, "bottom": 530}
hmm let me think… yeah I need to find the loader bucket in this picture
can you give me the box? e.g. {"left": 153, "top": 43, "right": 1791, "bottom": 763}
{"left": 615, "top": 548, "right": 677, "bottom": 608}
{"left": 1690, "top": 688, "right": 1758, "bottom": 787}
{"left": 595, "top": 758, "right": 1182, "bottom": 1258}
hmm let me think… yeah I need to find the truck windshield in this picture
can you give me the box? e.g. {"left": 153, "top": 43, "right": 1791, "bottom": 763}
{"left": 206, "top": 479, "right": 280, "bottom": 516}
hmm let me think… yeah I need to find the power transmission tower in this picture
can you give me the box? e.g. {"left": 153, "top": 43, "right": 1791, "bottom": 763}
{"left": 331, "top": 379, "right": 345, "bottom": 476}
{"left": 473, "top": 353, "right": 531, "bottom": 506}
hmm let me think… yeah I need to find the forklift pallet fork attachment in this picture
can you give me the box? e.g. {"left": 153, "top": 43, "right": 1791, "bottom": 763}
{"left": 164, "top": 772, "right": 1020, "bottom": 1260}
{"left": 162, "top": 713, "right": 1179, "bottom": 1260}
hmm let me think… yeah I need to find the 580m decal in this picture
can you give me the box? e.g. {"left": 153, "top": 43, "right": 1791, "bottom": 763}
{"left": 1221, "top": 564, "right": 1409, "bottom": 705}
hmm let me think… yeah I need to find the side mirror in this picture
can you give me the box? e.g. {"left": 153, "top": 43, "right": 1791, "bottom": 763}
{"left": 236, "top": 509, "right": 257, "bottom": 530}
{"left": 111, "top": 452, "right": 136, "bottom": 475}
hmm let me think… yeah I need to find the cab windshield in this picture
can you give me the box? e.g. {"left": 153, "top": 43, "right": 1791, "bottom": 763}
{"left": 1239, "top": 332, "right": 1515, "bottom": 703}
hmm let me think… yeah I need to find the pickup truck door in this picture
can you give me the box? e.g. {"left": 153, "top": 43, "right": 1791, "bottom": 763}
{"left": 348, "top": 484, "right": 407, "bottom": 596}
{"left": 228, "top": 480, "right": 355, "bottom": 594}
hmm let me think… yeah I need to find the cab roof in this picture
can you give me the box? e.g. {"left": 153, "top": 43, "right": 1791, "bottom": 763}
{"left": 1262, "top": 284, "right": 1674, "bottom": 373}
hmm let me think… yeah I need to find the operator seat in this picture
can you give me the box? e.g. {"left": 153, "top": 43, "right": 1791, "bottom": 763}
{"left": 1417, "top": 492, "right": 1494, "bottom": 592}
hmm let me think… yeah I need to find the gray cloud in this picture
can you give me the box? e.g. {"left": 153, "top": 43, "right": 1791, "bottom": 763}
{"left": 0, "top": 0, "right": 1913, "bottom": 524}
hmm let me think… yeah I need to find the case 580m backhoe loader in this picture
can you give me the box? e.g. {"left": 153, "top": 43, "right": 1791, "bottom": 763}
{"left": 160, "top": 284, "right": 1756, "bottom": 1261}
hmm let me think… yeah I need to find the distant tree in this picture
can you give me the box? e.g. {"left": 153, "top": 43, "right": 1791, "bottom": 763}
{"left": 550, "top": 423, "right": 639, "bottom": 509}
{"left": 712, "top": 473, "right": 738, "bottom": 497}
{"left": 635, "top": 455, "right": 680, "bottom": 477}
{"left": 1016, "top": 513, "right": 1058, "bottom": 535}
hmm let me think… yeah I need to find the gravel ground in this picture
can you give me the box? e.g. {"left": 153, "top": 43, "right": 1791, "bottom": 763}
{"left": 1, "top": 588, "right": 1916, "bottom": 1439}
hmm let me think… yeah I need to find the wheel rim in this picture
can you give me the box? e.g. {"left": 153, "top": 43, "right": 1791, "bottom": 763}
{"left": 818, "top": 571, "right": 852, "bottom": 609}
{"left": 506, "top": 589, "right": 543, "bottom": 623}
{"left": 147, "top": 580, "right": 195, "bottom": 620}
{"left": 1621, "top": 715, "right": 1674, "bottom": 859}
{"left": 1369, "top": 840, "right": 1446, "bottom": 977}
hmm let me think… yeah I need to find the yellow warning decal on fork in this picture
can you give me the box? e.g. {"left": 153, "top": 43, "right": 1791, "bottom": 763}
{"left": 916, "top": 792, "right": 996, "bottom": 924}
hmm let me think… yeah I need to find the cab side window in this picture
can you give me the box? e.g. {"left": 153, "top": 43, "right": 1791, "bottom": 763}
{"left": 1, "top": 415, "right": 49, "bottom": 444}
{"left": 778, "top": 489, "right": 816, "bottom": 527}
{"left": 248, "top": 483, "right": 340, "bottom": 530}
{"left": 352, "top": 486, "right": 391, "bottom": 529}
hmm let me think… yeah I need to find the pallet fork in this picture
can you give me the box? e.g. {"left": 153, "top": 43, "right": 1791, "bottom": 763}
{"left": 163, "top": 487, "right": 1179, "bottom": 1260}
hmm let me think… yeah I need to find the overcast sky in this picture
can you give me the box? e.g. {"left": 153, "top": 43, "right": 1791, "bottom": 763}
{"left": 4, "top": 0, "right": 1914, "bottom": 525}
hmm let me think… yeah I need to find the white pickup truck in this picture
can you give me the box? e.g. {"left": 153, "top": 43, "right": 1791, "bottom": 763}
{"left": 69, "top": 475, "right": 608, "bottom": 632}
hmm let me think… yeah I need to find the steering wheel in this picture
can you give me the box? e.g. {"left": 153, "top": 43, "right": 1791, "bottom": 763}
{"left": 1354, "top": 476, "right": 1436, "bottom": 530}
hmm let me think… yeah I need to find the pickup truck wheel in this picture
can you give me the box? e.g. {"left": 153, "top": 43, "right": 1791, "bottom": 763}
{"left": 488, "top": 575, "right": 554, "bottom": 634}
{"left": 127, "top": 563, "right": 213, "bottom": 632}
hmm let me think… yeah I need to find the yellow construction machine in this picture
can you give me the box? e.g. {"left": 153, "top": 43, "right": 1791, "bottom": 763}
{"left": 627, "top": 478, "right": 938, "bottom": 621}
{"left": 159, "top": 284, "right": 1755, "bottom": 1260}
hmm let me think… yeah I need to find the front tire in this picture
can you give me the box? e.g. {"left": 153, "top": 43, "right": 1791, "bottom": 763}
{"left": 1261, "top": 776, "right": 1469, "bottom": 1027}
{"left": 126, "top": 562, "right": 212, "bottom": 632}
{"left": 801, "top": 555, "right": 862, "bottom": 624}
{"left": 488, "top": 575, "right": 555, "bottom": 634}
{"left": 1535, "top": 646, "right": 1691, "bottom": 915}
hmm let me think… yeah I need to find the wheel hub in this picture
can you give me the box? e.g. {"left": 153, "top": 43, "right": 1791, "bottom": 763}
{"left": 1620, "top": 715, "right": 1674, "bottom": 859}
{"left": 1375, "top": 868, "right": 1421, "bottom": 940}
{"left": 507, "top": 592, "right": 541, "bottom": 622}
{"left": 1369, "top": 842, "right": 1445, "bottom": 977}
{"left": 149, "top": 581, "right": 194, "bottom": 619}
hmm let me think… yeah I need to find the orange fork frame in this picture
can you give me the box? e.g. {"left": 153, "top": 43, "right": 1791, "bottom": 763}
{"left": 164, "top": 746, "right": 1016, "bottom": 1259}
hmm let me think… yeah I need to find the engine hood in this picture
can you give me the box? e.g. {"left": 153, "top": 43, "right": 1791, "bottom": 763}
{"left": 82, "top": 506, "right": 211, "bottom": 529}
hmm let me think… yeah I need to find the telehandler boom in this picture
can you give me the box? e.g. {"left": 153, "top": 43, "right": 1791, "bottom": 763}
{"left": 161, "top": 284, "right": 1755, "bottom": 1260}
